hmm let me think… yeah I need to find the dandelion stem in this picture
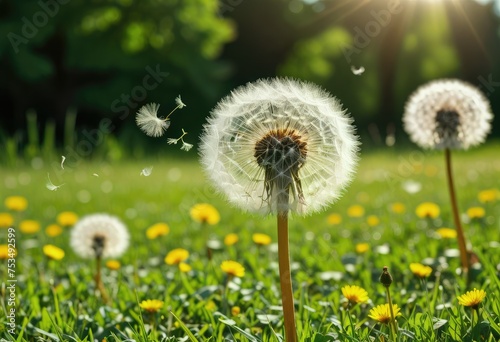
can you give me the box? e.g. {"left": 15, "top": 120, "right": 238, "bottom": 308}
{"left": 95, "top": 256, "right": 110, "bottom": 304}
{"left": 277, "top": 212, "right": 298, "bottom": 342}
{"left": 444, "top": 148, "right": 470, "bottom": 274}
{"left": 385, "top": 287, "right": 397, "bottom": 340}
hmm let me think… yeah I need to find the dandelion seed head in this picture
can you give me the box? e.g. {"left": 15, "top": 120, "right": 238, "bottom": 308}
{"left": 200, "top": 78, "right": 359, "bottom": 216}
{"left": 136, "top": 103, "right": 171, "bottom": 137}
{"left": 403, "top": 79, "right": 493, "bottom": 150}
{"left": 70, "top": 213, "right": 129, "bottom": 259}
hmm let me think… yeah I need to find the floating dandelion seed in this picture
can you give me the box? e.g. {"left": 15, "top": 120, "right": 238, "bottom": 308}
{"left": 93, "top": 173, "right": 99, "bottom": 177}
{"left": 404, "top": 79, "right": 493, "bottom": 274}
{"left": 168, "top": 129, "right": 193, "bottom": 152}
{"left": 46, "top": 173, "right": 64, "bottom": 191}
{"left": 200, "top": 77, "right": 359, "bottom": 342}
{"left": 136, "top": 96, "right": 186, "bottom": 137}
{"left": 140, "top": 166, "right": 153, "bottom": 177}
{"left": 61, "top": 155, "right": 66, "bottom": 169}
{"left": 351, "top": 65, "right": 365, "bottom": 76}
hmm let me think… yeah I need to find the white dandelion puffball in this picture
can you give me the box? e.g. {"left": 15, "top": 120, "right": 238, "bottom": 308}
{"left": 403, "top": 79, "right": 493, "bottom": 150}
{"left": 200, "top": 78, "right": 359, "bottom": 216}
{"left": 136, "top": 103, "right": 171, "bottom": 137}
{"left": 70, "top": 213, "right": 129, "bottom": 259}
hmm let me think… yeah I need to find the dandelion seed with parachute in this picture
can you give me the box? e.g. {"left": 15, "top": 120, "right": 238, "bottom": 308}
{"left": 168, "top": 129, "right": 193, "bottom": 152}
{"left": 200, "top": 77, "right": 359, "bottom": 341}
{"left": 136, "top": 96, "right": 186, "bottom": 137}
{"left": 61, "top": 155, "right": 66, "bottom": 169}
{"left": 351, "top": 65, "right": 365, "bottom": 76}
{"left": 46, "top": 173, "right": 64, "bottom": 191}
{"left": 140, "top": 166, "right": 153, "bottom": 177}
{"left": 403, "top": 79, "right": 493, "bottom": 275}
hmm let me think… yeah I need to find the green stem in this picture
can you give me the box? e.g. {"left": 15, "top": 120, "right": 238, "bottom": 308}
{"left": 95, "top": 256, "right": 110, "bottom": 304}
{"left": 277, "top": 212, "right": 298, "bottom": 342}
{"left": 445, "top": 149, "right": 470, "bottom": 274}
{"left": 385, "top": 287, "right": 397, "bottom": 340}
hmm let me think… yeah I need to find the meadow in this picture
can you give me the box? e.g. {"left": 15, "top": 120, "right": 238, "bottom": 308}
{"left": 1, "top": 142, "right": 499, "bottom": 341}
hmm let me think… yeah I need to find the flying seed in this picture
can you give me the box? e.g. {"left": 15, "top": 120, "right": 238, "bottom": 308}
{"left": 61, "top": 156, "right": 66, "bottom": 169}
{"left": 46, "top": 173, "right": 64, "bottom": 191}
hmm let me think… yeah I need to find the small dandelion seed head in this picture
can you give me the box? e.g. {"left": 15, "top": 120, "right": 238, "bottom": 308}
{"left": 175, "top": 95, "right": 186, "bottom": 108}
{"left": 70, "top": 213, "right": 129, "bottom": 259}
{"left": 403, "top": 79, "right": 493, "bottom": 150}
{"left": 200, "top": 78, "right": 359, "bottom": 216}
{"left": 136, "top": 103, "right": 171, "bottom": 137}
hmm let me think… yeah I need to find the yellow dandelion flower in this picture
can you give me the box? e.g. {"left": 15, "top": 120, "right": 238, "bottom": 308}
{"left": 146, "top": 222, "right": 170, "bottom": 239}
{"left": 341, "top": 285, "right": 369, "bottom": 304}
{"left": 56, "top": 211, "right": 79, "bottom": 227}
{"left": 252, "top": 233, "right": 272, "bottom": 246}
{"left": 409, "top": 263, "right": 432, "bottom": 278}
{"left": 390, "top": 202, "right": 406, "bottom": 214}
{"left": 231, "top": 306, "right": 241, "bottom": 316}
{"left": 43, "top": 244, "right": 65, "bottom": 261}
{"left": 327, "top": 213, "right": 342, "bottom": 225}
{"left": 436, "top": 228, "right": 457, "bottom": 239}
{"left": 347, "top": 205, "right": 364, "bottom": 218}
{"left": 179, "top": 262, "right": 192, "bottom": 273}
{"left": 0, "top": 213, "right": 14, "bottom": 228}
{"left": 45, "top": 224, "right": 63, "bottom": 237}
{"left": 106, "top": 260, "right": 121, "bottom": 270}
{"left": 478, "top": 189, "right": 499, "bottom": 203}
{"left": 368, "top": 304, "right": 401, "bottom": 324}
{"left": 221, "top": 260, "right": 245, "bottom": 278}
{"left": 139, "top": 299, "right": 164, "bottom": 313}
{"left": 19, "top": 220, "right": 41, "bottom": 234}
{"left": 205, "top": 300, "right": 217, "bottom": 311}
{"left": 165, "top": 248, "right": 189, "bottom": 265}
{"left": 366, "top": 215, "right": 380, "bottom": 227}
{"left": 415, "top": 202, "right": 440, "bottom": 219}
{"left": 224, "top": 233, "right": 239, "bottom": 246}
{"left": 466, "top": 207, "right": 485, "bottom": 219}
{"left": 457, "top": 288, "right": 486, "bottom": 309}
{"left": 355, "top": 243, "right": 370, "bottom": 254}
{"left": 4, "top": 196, "right": 28, "bottom": 211}
{"left": 190, "top": 203, "right": 220, "bottom": 225}
{"left": 0, "top": 245, "right": 15, "bottom": 259}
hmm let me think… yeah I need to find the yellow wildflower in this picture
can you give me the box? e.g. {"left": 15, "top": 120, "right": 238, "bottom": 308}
{"left": 146, "top": 222, "right": 170, "bottom": 239}
{"left": 368, "top": 304, "right": 401, "bottom": 324}
{"left": 252, "top": 233, "right": 271, "bottom": 246}
{"left": 19, "top": 220, "right": 41, "bottom": 234}
{"left": 355, "top": 243, "right": 370, "bottom": 254}
{"left": 390, "top": 202, "right": 406, "bottom": 214}
{"left": 415, "top": 202, "right": 440, "bottom": 219}
{"left": 45, "top": 224, "right": 63, "bottom": 237}
{"left": 478, "top": 189, "right": 499, "bottom": 203}
{"left": 0, "top": 245, "right": 15, "bottom": 259}
{"left": 436, "top": 228, "right": 457, "bottom": 239}
{"left": 43, "top": 244, "right": 65, "bottom": 261}
{"left": 0, "top": 213, "right": 14, "bottom": 228}
{"left": 466, "top": 207, "right": 485, "bottom": 219}
{"left": 221, "top": 260, "right": 245, "bottom": 278}
{"left": 139, "top": 299, "right": 164, "bottom": 313}
{"left": 190, "top": 203, "right": 220, "bottom": 225}
{"left": 165, "top": 248, "right": 189, "bottom": 265}
{"left": 224, "top": 233, "right": 239, "bottom": 246}
{"left": 179, "top": 262, "right": 192, "bottom": 273}
{"left": 4, "top": 196, "right": 28, "bottom": 211}
{"left": 327, "top": 213, "right": 342, "bottom": 225}
{"left": 231, "top": 306, "right": 241, "bottom": 316}
{"left": 409, "top": 263, "right": 432, "bottom": 278}
{"left": 458, "top": 288, "right": 486, "bottom": 309}
{"left": 106, "top": 260, "right": 121, "bottom": 270}
{"left": 366, "top": 215, "right": 380, "bottom": 227}
{"left": 347, "top": 205, "right": 364, "bottom": 218}
{"left": 56, "top": 211, "right": 79, "bottom": 226}
{"left": 341, "top": 285, "right": 369, "bottom": 304}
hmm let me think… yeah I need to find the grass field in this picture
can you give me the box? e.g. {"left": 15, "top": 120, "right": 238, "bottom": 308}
{"left": 1, "top": 142, "right": 499, "bottom": 341}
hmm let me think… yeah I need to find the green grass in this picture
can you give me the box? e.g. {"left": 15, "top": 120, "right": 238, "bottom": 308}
{"left": 1, "top": 142, "right": 500, "bottom": 341}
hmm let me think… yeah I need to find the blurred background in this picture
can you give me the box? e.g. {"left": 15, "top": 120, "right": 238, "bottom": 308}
{"left": 1, "top": 0, "right": 499, "bottom": 162}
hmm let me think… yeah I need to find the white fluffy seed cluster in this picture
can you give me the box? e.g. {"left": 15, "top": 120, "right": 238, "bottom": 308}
{"left": 200, "top": 78, "right": 359, "bottom": 216}
{"left": 403, "top": 79, "right": 493, "bottom": 150}
{"left": 70, "top": 213, "right": 130, "bottom": 259}
{"left": 135, "top": 103, "right": 171, "bottom": 137}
